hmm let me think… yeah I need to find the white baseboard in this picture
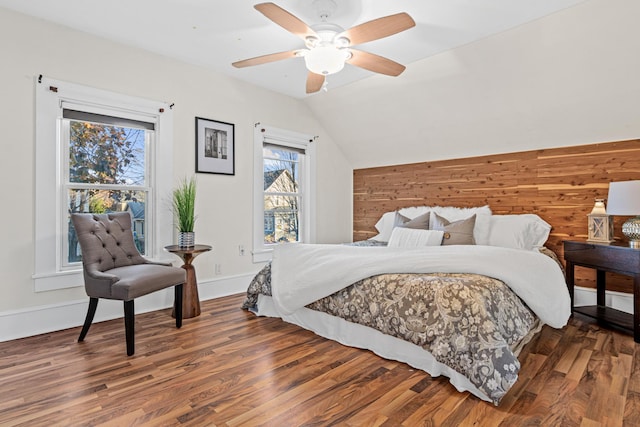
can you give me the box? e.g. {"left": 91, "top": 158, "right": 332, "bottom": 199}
{"left": 0, "top": 273, "right": 253, "bottom": 342}
{"left": 573, "top": 286, "right": 633, "bottom": 314}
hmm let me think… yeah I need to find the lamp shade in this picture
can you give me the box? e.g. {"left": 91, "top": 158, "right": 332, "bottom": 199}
{"left": 606, "top": 180, "right": 640, "bottom": 215}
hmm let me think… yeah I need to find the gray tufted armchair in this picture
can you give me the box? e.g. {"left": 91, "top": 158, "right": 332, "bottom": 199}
{"left": 71, "top": 212, "right": 186, "bottom": 356}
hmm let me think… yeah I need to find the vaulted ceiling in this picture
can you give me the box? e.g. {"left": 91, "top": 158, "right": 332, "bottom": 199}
{"left": 0, "top": 0, "right": 585, "bottom": 99}
{"left": 5, "top": 0, "right": 631, "bottom": 170}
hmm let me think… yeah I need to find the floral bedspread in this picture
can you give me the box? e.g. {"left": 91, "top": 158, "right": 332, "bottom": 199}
{"left": 242, "top": 245, "right": 541, "bottom": 405}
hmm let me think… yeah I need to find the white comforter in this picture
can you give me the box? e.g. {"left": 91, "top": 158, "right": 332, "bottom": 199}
{"left": 271, "top": 243, "right": 571, "bottom": 328}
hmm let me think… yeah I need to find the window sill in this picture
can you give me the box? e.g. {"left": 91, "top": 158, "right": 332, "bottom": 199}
{"left": 252, "top": 249, "right": 273, "bottom": 264}
{"left": 32, "top": 269, "right": 83, "bottom": 292}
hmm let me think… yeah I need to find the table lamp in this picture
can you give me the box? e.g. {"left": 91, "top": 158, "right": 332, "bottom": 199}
{"left": 606, "top": 180, "right": 640, "bottom": 248}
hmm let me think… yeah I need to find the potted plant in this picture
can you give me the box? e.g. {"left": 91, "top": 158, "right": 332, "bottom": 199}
{"left": 172, "top": 176, "right": 197, "bottom": 247}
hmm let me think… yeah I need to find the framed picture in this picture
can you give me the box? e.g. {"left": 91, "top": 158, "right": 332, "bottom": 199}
{"left": 195, "top": 117, "right": 235, "bottom": 175}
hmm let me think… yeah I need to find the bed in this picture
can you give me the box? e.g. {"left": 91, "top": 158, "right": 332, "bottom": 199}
{"left": 242, "top": 206, "right": 571, "bottom": 405}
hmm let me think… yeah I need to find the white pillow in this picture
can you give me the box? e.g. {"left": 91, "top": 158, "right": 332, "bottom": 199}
{"left": 486, "top": 214, "right": 551, "bottom": 250}
{"left": 372, "top": 205, "right": 492, "bottom": 243}
{"left": 388, "top": 228, "right": 444, "bottom": 248}
{"left": 372, "top": 211, "right": 410, "bottom": 241}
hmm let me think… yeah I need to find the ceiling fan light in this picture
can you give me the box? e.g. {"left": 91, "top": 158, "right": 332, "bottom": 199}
{"left": 334, "top": 36, "right": 350, "bottom": 48}
{"left": 304, "top": 46, "right": 347, "bottom": 75}
{"left": 305, "top": 36, "right": 319, "bottom": 49}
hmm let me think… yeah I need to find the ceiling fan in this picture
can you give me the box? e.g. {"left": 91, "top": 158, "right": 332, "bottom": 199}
{"left": 232, "top": 1, "right": 416, "bottom": 94}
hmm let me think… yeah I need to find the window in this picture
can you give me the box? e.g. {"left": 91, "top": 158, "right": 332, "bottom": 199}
{"left": 63, "top": 109, "right": 152, "bottom": 266}
{"left": 253, "top": 125, "right": 316, "bottom": 262}
{"left": 34, "top": 77, "right": 174, "bottom": 291}
{"left": 263, "top": 145, "right": 302, "bottom": 244}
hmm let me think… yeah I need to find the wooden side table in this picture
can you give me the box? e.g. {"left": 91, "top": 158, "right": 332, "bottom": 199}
{"left": 164, "top": 244, "right": 212, "bottom": 319}
{"left": 563, "top": 239, "right": 640, "bottom": 342}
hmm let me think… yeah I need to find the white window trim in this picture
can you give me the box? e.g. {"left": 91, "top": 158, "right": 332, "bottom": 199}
{"left": 252, "top": 124, "right": 316, "bottom": 263}
{"left": 59, "top": 103, "right": 154, "bottom": 269}
{"left": 34, "top": 77, "right": 174, "bottom": 292}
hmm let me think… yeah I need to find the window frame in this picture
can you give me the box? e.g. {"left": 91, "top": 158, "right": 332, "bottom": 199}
{"left": 33, "top": 77, "right": 174, "bottom": 292}
{"left": 60, "top": 104, "right": 154, "bottom": 269}
{"left": 252, "top": 124, "right": 316, "bottom": 263}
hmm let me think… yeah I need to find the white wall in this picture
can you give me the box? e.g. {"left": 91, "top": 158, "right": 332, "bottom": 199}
{"left": 305, "top": 0, "right": 640, "bottom": 169}
{"left": 0, "top": 8, "right": 352, "bottom": 338}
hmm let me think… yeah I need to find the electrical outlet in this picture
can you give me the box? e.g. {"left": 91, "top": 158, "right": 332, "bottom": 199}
{"left": 215, "top": 264, "right": 221, "bottom": 275}
{"left": 239, "top": 245, "right": 245, "bottom": 256}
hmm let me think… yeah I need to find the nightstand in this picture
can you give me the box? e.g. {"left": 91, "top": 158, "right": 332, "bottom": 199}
{"left": 563, "top": 240, "right": 640, "bottom": 342}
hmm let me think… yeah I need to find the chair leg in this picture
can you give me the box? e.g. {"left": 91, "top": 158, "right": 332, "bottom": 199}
{"left": 78, "top": 297, "right": 98, "bottom": 342}
{"left": 124, "top": 300, "right": 135, "bottom": 356}
{"left": 175, "top": 284, "right": 183, "bottom": 329}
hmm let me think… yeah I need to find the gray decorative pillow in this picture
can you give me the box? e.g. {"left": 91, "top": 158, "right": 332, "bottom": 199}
{"left": 431, "top": 213, "right": 476, "bottom": 245}
{"left": 397, "top": 212, "right": 430, "bottom": 230}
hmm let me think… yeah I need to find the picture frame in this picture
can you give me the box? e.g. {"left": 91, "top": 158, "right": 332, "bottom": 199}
{"left": 195, "top": 117, "right": 235, "bottom": 175}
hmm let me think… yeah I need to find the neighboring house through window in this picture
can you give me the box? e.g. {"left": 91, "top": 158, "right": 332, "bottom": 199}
{"left": 253, "top": 124, "right": 316, "bottom": 262}
{"left": 34, "top": 77, "right": 174, "bottom": 291}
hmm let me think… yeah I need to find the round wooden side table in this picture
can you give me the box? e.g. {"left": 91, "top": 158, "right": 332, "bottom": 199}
{"left": 164, "top": 244, "right": 212, "bottom": 319}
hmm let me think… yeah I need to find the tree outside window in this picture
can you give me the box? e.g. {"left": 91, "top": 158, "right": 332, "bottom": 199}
{"left": 65, "top": 118, "right": 150, "bottom": 263}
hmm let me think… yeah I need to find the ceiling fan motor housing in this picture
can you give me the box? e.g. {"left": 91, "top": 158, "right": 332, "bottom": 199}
{"left": 307, "top": 22, "right": 348, "bottom": 46}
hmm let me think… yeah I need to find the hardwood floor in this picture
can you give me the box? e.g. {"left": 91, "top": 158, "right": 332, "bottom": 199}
{"left": 1, "top": 293, "right": 639, "bottom": 426}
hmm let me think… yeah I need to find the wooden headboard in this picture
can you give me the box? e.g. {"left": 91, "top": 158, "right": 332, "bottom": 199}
{"left": 353, "top": 139, "right": 640, "bottom": 291}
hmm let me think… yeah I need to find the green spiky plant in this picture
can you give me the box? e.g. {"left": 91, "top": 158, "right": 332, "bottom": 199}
{"left": 172, "top": 176, "right": 197, "bottom": 232}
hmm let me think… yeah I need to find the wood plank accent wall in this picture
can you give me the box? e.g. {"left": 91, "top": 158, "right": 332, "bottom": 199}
{"left": 353, "top": 139, "right": 640, "bottom": 291}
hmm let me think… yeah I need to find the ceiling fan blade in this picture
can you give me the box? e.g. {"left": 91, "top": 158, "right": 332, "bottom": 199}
{"left": 232, "top": 50, "right": 299, "bottom": 68}
{"left": 346, "top": 49, "right": 406, "bottom": 76}
{"left": 339, "top": 13, "right": 415, "bottom": 46}
{"left": 306, "top": 72, "right": 325, "bottom": 94}
{"left": 254, "top": 2, "right": 317, "bottom": 41}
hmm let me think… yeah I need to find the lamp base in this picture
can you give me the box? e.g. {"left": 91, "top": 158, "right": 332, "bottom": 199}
{"left": 622, "top": 216, "right": 640, "bottom": 248}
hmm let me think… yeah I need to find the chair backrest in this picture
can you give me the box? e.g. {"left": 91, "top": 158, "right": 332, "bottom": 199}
{"left": 71, "top": 212, "right": 147, "bottom": 273}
